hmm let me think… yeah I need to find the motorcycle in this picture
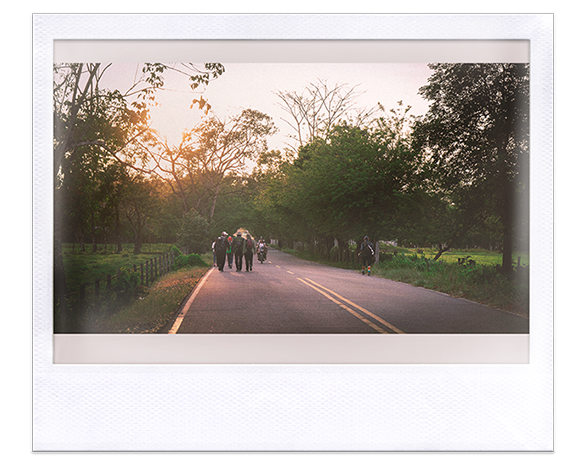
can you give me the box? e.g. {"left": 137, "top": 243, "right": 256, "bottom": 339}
{"left": 258, "top": 248, "right": 267, "bottom": 263}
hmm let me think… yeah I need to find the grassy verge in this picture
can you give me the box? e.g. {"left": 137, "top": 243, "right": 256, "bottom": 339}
{"left": 282, "top": 247, "right": 529, "bottom": 317}
{"left": 62, "top": 243, "right": 174, "bottom": 291}
{"left": 100, "top": 266, "right": 210, "bottom": 333}
{"left": 58, "top": 245, "right": 215, "bottom": 333}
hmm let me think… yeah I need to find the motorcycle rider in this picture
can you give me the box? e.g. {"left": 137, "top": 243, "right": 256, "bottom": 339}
{"left": 257, "top": 237, "right": 268, "bottom": 263}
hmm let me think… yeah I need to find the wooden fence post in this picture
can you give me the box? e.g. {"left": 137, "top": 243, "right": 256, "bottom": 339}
{"left": 145, "top": 261, "right": 149, "bottom": 286}
{"left": 140, "top": 263, "right": 144, "bottom": 285}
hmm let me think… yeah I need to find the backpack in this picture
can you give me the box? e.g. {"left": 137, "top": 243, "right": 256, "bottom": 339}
{"left": 216, "top": 236, "right": 226, "bottom": 252}
{"left": 361, "top": 242, "right": 374, "bottom": 257}
{"left": 246, "top": 239, "right": 254, "bottom": 251}
{"left": 233, "top": 237, "right": 244, "bottom": 253}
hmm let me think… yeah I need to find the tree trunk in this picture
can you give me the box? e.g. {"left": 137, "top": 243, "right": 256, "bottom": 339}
{"left": 115, "top": 204, "right": 122, "bottom": 254}
{"left": 54, "top": 218, "right": 68, "bottom": 333}
{"left": 91, "top": 210, "right": 97, "bottom": 252}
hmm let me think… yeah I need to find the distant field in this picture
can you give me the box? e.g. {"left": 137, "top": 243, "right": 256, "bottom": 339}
{"left": 61, "top": 243, "right": 175, "bottom": 291}
{"left": 382, "top": 246, "right": 529, "bottom": 267}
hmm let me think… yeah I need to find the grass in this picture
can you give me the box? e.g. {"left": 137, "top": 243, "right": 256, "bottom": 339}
{"left": 101, "top": 267, "right": 210, "bottom": 333}
{"left": 282, "top": 246, "right": 529, "bottom": 318}
{"left": 57, "top": 244, "right": 215, "bottom": 333}
{"left": 62, "top": 243, "right": 174, "bottom": 291}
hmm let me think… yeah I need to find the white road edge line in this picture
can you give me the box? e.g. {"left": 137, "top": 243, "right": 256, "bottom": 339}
{"left": 168, "top": 267, "right": 215, "bottom": 334}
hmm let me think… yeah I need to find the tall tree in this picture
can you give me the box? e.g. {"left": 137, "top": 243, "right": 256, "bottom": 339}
{"left": 414, "top": 63, "right": 529, "bottom": 272}
{"left": 141, "top": 108, "right": 277, "bottom": 221}
{"left": 275, "top": 79, "right": 375, "bottom": 152}
{"left": 252, "top": 104, "right": 421, "bottom": 254}
{"left": 53, "top": 62, "right": 224, "bottom": 329}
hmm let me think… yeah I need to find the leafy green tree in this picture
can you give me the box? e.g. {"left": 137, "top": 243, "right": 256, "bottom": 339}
{"left": 252, "top": 103, "right": 422, "bottom": 255}
{"left": 177, "top": 210, "right": 211, "bottom": 255}
{"left": 141, "top": 108, "right": 277, "bottom": 222}
{"left": 53, "top": 62, "right": 224, "bottom": 329}
{"left": 414, "top": 63, "right": 529, "bottom": 272}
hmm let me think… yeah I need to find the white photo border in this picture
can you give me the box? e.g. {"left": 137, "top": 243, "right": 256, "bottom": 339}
{"left": 32, "top": 13, "right": 553, "bottom": 451}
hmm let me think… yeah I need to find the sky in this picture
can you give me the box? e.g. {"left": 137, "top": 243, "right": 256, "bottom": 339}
{"left": 102, "top": 62, "right": 434, "bottom": 154}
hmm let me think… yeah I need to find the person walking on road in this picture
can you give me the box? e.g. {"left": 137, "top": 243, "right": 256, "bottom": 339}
{"left": 244, "top": 234, "right": 255, "bottom": 271}
{"left": 359, "top": 236, "right": 375, "bottom": 276}
{"left": 232, "top": 231, "right": 245, "bottom": 272}
{"left": 226, "top": 235, "right": 233, "bottom": 269}
{"left": 214, "top": 232, "right": 228, "bottom": 272}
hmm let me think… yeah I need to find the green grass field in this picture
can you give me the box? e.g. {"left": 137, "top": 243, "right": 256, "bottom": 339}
{"left": 402, "top": 247, "right": 529, "bottom": 267}
{"left": 61, "top": 243, "right": 175, "bottom": 291}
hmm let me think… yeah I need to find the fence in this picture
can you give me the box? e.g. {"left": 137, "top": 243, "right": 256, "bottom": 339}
{"left": 55, "top": 250, "right": 176, "bottom": 331}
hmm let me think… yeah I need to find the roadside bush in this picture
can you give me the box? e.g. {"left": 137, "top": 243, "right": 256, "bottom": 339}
{"left": 171, "top": 245, "right": 209, "bottom": 270}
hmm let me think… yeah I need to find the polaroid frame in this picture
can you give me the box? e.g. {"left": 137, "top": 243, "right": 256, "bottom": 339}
{"left": 33, "top": 14, "right": 553, "bottom": 450}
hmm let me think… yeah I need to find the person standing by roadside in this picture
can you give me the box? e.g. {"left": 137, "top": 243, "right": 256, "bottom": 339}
{"left": 232, "top": 231, "right": 245, "bottom": 272}
{"left": 244, "top": 234, "right": 255, "bottom": 271}
{"left": 358, "top": 236, "right": 375, "bottom": 276}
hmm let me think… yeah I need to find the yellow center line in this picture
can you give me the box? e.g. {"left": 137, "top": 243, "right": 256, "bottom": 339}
{"left": 297, "top": 278, "right": 389, "bottom": 334}
{"left": 304, "top": 278, "right": 405, "bottom": 334}
{"left": 287, "top": 271, "right": 294, "bottom": 274}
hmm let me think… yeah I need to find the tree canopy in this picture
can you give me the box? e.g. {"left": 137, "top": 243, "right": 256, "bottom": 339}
{"left": 55, "top": 61, "right": 530, "bottom": 309}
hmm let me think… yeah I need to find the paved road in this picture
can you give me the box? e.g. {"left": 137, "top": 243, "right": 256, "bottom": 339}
{"left": 169, "top": 250, "right": 528, "bottom": 334}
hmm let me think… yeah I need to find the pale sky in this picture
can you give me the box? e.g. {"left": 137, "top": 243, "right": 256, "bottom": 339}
{"left": 102, "top": 62, "right": 434, "bottom": 154}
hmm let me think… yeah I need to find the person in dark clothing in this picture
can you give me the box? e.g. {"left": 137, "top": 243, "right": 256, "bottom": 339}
{"left": 214, "top": 231, "right": 228, "bottom": 272}
{"left": 232, "top": 231, "right": 245, "bottom": 272}
{"left": 244, "top": 235, "right": 255, "bottom": 271}
{"left": 359, "top": 236, "right": 375, "bottom": 276}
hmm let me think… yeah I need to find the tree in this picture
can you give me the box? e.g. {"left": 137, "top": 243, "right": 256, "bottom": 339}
{"left": 53, "top": 62, "right": 224, "bottom": 328}
{"left": 275, "top": 79, "right": 376, "bottom": 152}
{"left": 120, "top": 174, "right": 160, "bottom": 254}
{"left": 252, "top": 103, "right": 422, "bottom": 256}
{"left": 414, "top": 63, "right": 529, "bottom": 272}
{"left": 142, "top": 108, "right": 277, "bottom": 222}
{"left": 177, "top": 210, "right": 211, "bottom": 255}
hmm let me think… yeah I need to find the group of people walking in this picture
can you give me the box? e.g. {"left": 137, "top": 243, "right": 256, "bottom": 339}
{"left": 213, "top": 232, "right": 375, "bottom": 276}
{"left": 212, "top": 231, "right": 268, "bottom": 273}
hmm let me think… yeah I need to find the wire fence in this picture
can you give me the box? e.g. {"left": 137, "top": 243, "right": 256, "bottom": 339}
{"left": 55, "top": 250, "right": 176, "bottom": 331}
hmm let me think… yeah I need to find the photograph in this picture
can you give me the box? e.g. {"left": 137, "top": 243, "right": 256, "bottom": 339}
{"left": 32, "top": 14, "right": 553, "bottom": 453}
{"left": 53, "top": 56, "right": 530, "bottom": 339}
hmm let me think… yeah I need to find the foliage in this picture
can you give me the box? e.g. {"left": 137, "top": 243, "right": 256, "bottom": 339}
{"left": 171, "top": 245, "right": 209, "bottom": 269}
{"left": 251, "top": 103, "right": 422, "bottom": 254}
{"left": 103, "top": 267, "right": 210, "bottom": 333}
{"left": 413, "top": 63, "right": 530, "bottom": 270}
{"left": 373, "top": 253, "right": 529, "bottom": 316}
{"left": 139, "top": 108, "right": 277, "bottom": 222}
{"left": 177, "top": 210, "right": 211, "bottom": 255}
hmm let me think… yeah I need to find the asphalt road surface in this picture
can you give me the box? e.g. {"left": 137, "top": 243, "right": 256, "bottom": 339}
{"left": 168, "top": 249, "right": 529, "bottom": 334}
